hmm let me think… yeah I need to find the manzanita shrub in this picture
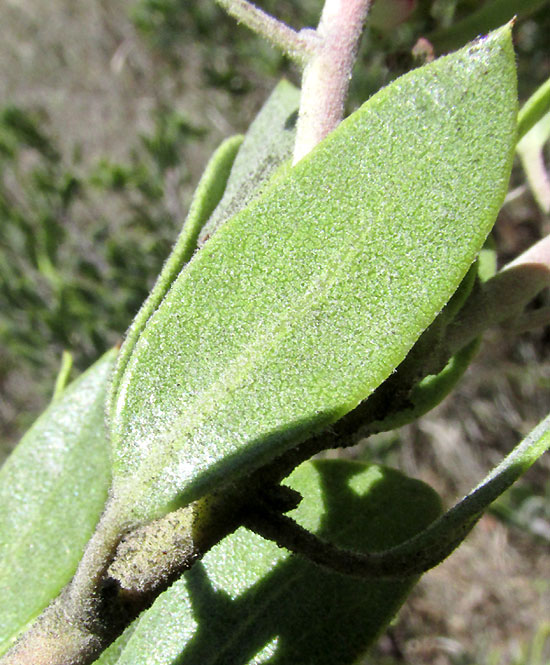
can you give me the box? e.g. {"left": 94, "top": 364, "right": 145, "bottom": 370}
{"left": 1, "top": 1, "right": 549, "bottom": 664}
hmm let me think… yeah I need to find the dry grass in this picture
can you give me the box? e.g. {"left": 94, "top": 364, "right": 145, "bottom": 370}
{"left": 382, "top": 520, "right": 549, "bottom": 664}
{"left": 0, "top": 0, "right": 275, "bottom": 172}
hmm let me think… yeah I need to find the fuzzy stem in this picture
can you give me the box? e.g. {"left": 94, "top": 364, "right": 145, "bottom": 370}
{"left": 293, "top": 0, "right": 371, "bottom": 162}
{"left": 1, "top": 504, "right": 126, "bottom": 665}
{"left": 246, "top": 414, "right": 550, "bottom": 578}
{"left": 1, "top": 483, "right": 261, "bottom": 665}
{"left": 214, "top": 0, "right": 315, "bottom": 65}
{"left": 0, "top": 599, "right": 104, "bottom": 665}
{"left": 215, "top": 0, "right": 371, "bottom": 163}
{"left": 66, "top": 503, "right": 126, "bottom": 607}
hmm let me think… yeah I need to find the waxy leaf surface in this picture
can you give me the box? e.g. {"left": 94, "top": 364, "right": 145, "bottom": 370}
{"left": 94, "top": 460, "right": 441, "bottom": 665}
{"left": 0, "top": 351, "right": 115, "bottom": 656}
{"left": 110, "top": 27, "right": 517, "bottom": 524}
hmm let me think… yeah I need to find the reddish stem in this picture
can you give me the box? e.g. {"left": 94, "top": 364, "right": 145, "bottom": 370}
{"left": 293, "top": 0, "right": 372, "bottom": 162}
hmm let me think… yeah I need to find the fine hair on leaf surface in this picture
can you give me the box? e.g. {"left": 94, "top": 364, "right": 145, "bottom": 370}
{"left": 108, "top": 26, "right": 517, "bottom": 527}
{"left": 2, "top": 4, "right": 550, "bottom": 665}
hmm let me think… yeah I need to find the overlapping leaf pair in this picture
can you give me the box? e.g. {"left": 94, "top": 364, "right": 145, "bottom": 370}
{"left": 1, "top": 24, "right": 549, "bottom": 665}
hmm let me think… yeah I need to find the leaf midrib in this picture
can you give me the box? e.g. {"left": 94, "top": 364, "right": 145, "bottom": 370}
{"left": 114, "top": 209, "right": 379, "bottom": 514}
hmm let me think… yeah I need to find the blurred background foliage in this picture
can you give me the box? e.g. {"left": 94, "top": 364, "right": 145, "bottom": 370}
{"left": 0, "top": 1, "right": 549, "bottom": 663}
{"left": 1, "top": 0, "right": 550, "bottom": 440}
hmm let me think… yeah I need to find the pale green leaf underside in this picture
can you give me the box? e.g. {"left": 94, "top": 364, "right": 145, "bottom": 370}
{"left": 110, "top": 27, "right": 517, "bottom": 524}
{"left": 93, "top": 460, "right": 441, "bottom": 665}
{"left": 0, "top": 350, "right": 115, "bottom": 657}
{"left": 517, "top": 110, "right": 550, "bottom": 213}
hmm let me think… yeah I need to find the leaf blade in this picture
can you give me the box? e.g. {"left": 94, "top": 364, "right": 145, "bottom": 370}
{"left": 0, "top": 351, "right": 115, "bottom": 656}
{"left": 110, "top": 26, "right": 517, "bottom": 524}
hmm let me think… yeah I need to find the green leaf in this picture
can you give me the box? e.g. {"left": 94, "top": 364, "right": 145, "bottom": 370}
{"left": 107, "top": 134, "right": 243, "bottom": 415}
{"left": 93, "top": 460, "right": 442, "bottom": 665}
{"left": 0, "top": 350, "right": 115, "bottom": 657}
{"left": 197, "top": 79, "right": 300, "bottom": 245}
{"left": 517, "top": 76, "right": 550, "bottom": 141}
{"left": 109, "top": 26, "right": 517, "bottom": 526}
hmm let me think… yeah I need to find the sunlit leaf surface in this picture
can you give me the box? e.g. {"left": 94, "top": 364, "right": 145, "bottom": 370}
{"left": 109, "top": 27, "right": 517, "bottom": 525}
{"left": 0, "top": 351, "right": 115, "bottom": 656}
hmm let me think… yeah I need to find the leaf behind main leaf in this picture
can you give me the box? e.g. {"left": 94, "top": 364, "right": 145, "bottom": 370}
{"left": 109, "top": 26, "right": 517, "bottom": 525}
{"left": 0, "top": 350, "right": 115, "bottom": 657}
{"left": 108, "top": 80, "right": 299, "bottom": 424}
{"left": 107, "top": 134, "right": 243, "bottom": 415}
{"left": 197, "top": 79, "right": 299, "bottom": 245}
{"left": 93, "top": 461, "right": 442, "bottom": 665}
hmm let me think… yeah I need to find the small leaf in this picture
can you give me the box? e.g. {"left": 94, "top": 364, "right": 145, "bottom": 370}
{"left": 0, "top": 350, "right": 115, "bottom": 657}
{"left": 109, "top": 26, "right": 517, "bottom": 525}
{"left": 51, "top": 349, "right": 74, "bottom": 402}
{"left": 109, "top": 80, "right": 299, "bottom": 413}
{"left": 197, "top": 79, "right": 300, "bottom": 245}
{"left": 243, "top": 414, "right": 550, "bottom": 581}
{"left": 93, "top": 460, "right": 442, "bottom": 665}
